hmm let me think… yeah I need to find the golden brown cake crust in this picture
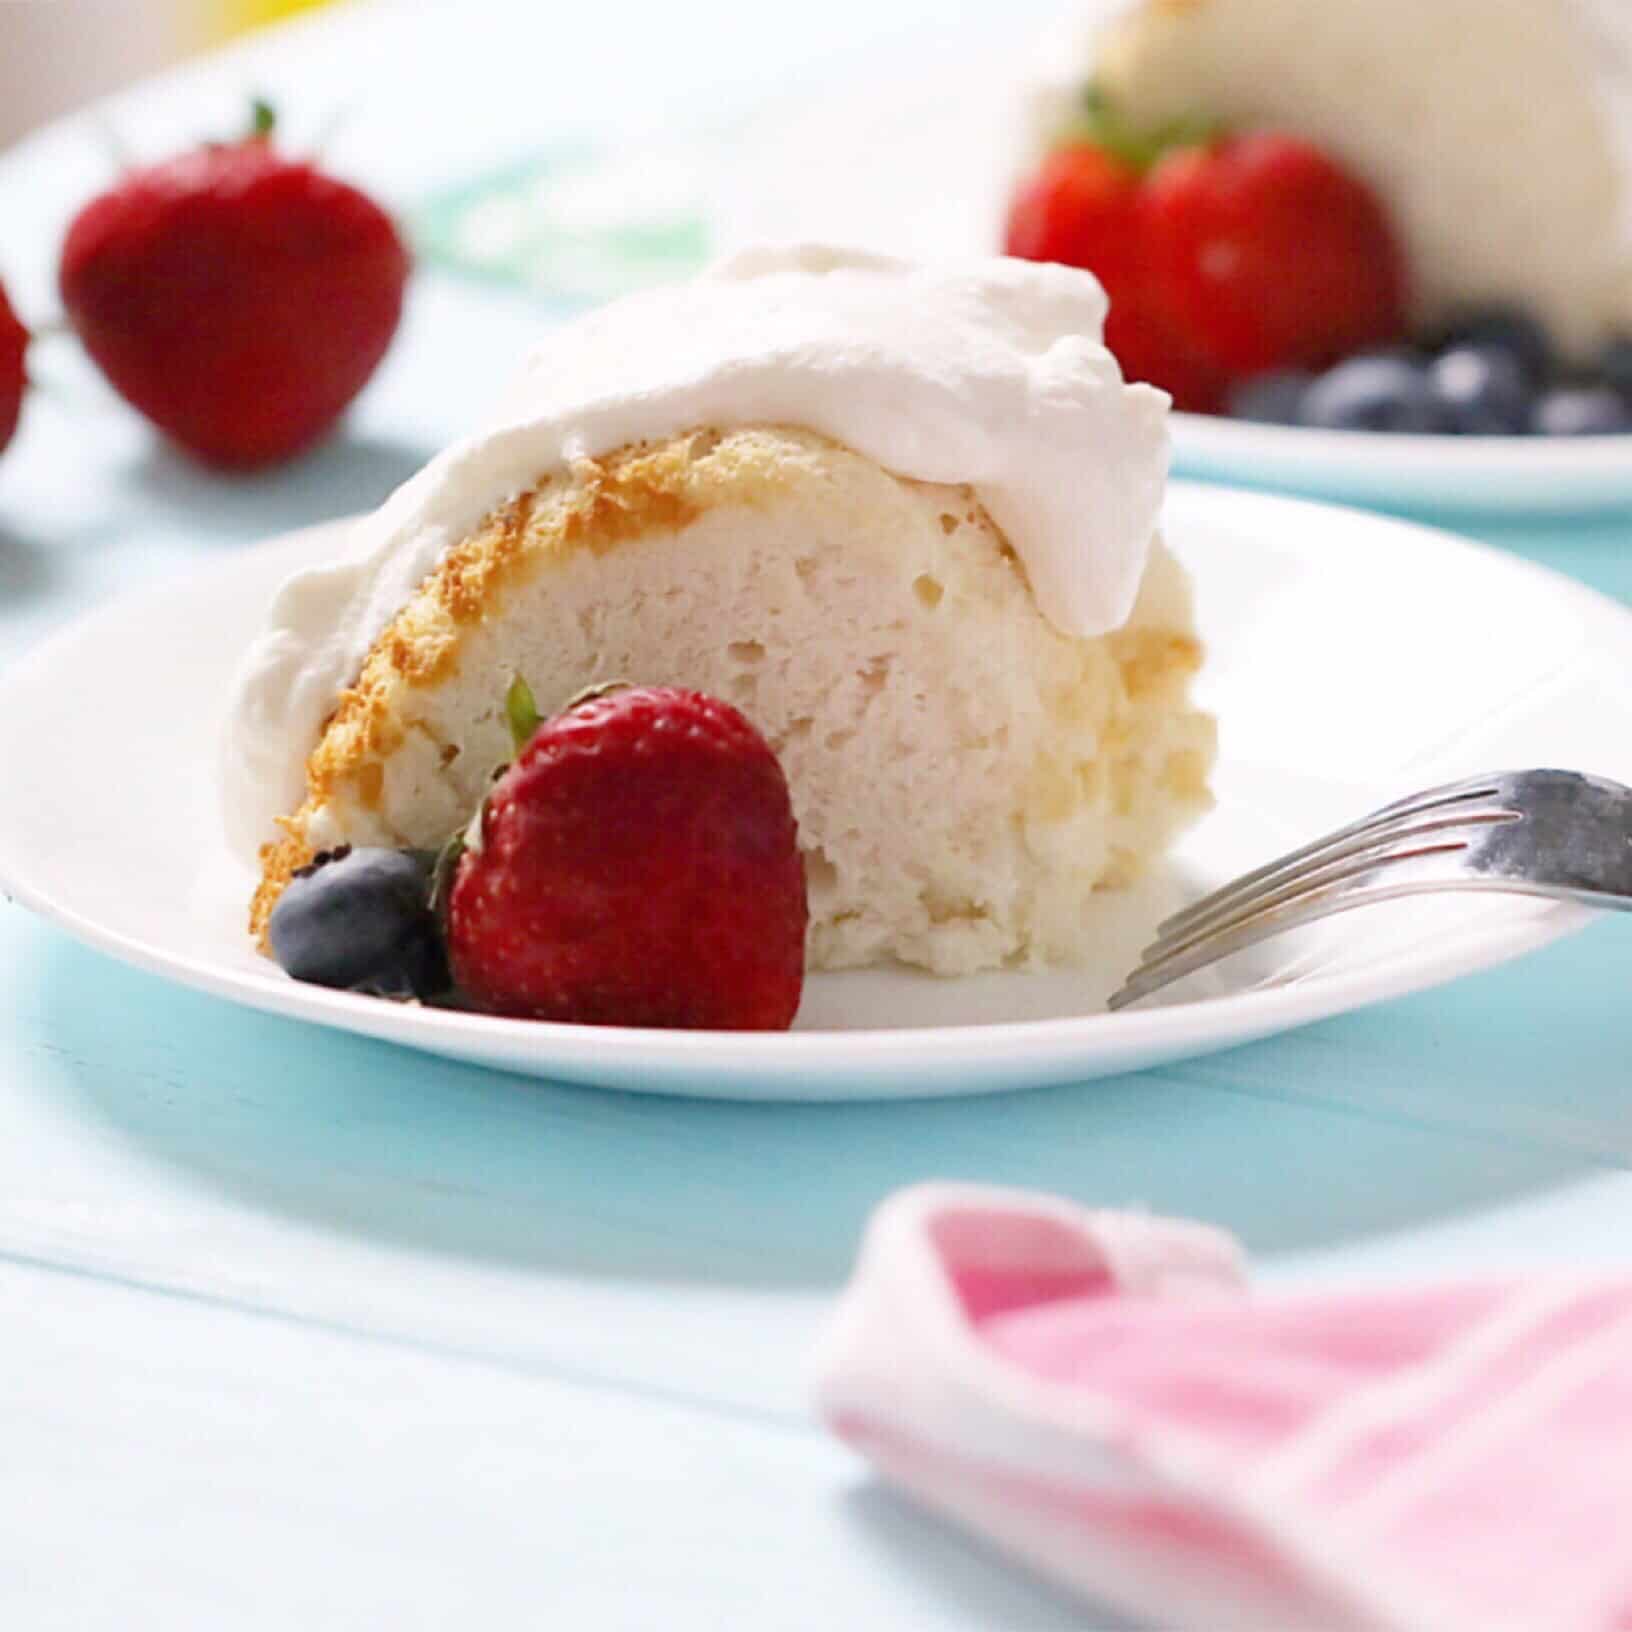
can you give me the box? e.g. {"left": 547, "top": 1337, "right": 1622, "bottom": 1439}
{"left": 248, "top": 435, "right": 729, "bottom": 944}
{"left": 249, "top": 428, "right": 1207, "bottom": 956}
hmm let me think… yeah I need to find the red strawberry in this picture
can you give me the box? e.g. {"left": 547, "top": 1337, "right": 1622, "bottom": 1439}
{"left": 1141, "top": 133, "right": 1407, "bottom": 378}
{"left": 1103, "top": 283, "right": 1231, "bottom": 416}
{"left": 0, "top": 276, "right": 26, "bottom": 458}
{"left": 1004, "top": 143, "right": 1228, "bottom": 412}
{"left": 446, "top": 682, "right": 808, "bottom": 1031}
{"left": 1005, "top": 143, "right": 1145, "bottom": 293}
{"left": 59, "top": 102, "right": 409, "bottom": 469}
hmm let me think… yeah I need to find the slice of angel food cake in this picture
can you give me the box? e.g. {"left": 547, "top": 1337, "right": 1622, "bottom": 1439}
{"left": 220, "top": 246, "right": 1216, "bottom": 1025}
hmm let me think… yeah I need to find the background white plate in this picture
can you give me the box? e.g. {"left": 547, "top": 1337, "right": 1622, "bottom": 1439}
{"left": 0, "top": 483, "right": 1623, "bottom": 1099}
{"left": 715, "top": 50, "right": 1632, "bottom": 515}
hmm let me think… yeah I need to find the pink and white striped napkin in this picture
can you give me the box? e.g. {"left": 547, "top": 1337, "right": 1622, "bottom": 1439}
{"left": 816, "top": 1185, "right": 1632, "bottom": 1632}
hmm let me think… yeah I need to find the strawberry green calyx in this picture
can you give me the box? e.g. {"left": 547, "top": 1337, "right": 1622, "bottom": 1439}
{"left": 206, "top": 97, "right": 277, "bottom": 153}
{"left": 506, "top": 673, "right": 543, "bottom": 754}
{"left": 439, "top": 673, "right": 532, "bottom": 892}
{"left": 429, "top": 825, "right": 467, "bottom": 917}
{"left": 444, "top": 674, "right": 639, "bottom": 905}
{"left": 435, "top": 734, "right": 522, "bottom": 904}
{"left": 509, "top": 674, "right": 633, "bottom": 754}
{"left": 1058, "top": 83, "right": 1220, "bottom": 172}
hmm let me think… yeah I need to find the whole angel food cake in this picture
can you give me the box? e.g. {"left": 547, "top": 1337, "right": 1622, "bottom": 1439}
{"left": 222, "top": 245, "right": 1215, "bottom": 990}
{"left": 1010, "top": 0, "right": 1632, "bottom": 431}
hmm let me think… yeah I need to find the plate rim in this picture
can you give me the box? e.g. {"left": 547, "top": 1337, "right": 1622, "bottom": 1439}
{"left": 1172, "top": 410, "right": 1632, "bottom": 472}
{"left": 0, "top": 487, "right": 1608, "bottom": 1093}
{"left": 716, "top": 53, "right": 1632, "bottom": 509}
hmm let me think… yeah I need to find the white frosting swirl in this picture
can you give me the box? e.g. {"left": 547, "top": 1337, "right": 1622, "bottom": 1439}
{"left": 220, "top": 245, "right": 1169, "bottom": 861}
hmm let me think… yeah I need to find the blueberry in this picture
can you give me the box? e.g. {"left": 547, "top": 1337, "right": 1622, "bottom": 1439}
{"left": 1530, "top": 385, "right": 1632, "bottom": 437}
{"left": 1300, "top": 355, "right": 1445, "bottom": 433}
{"left": 1226, "top": 370, "right": 1313, "bottom": 425}
{"left": 1428, "top": 345, "right": 1532, "bottom": 435}
{"left": 1434, "top": 307, "right": 1554, "bottom": 384}
{"left": 268, "top": 845, "right": 451, "bottom": 998}
{"left": 1601, "top": 336, "right": 1632, "bottom": 403}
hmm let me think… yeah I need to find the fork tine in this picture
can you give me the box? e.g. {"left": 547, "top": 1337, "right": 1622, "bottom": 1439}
{"left": 1108, "top": 851, "right": 1492, "bottom": 1011}
{"left": 1154, "top": 778, "right": 1507, "bottom": 943}
{"left": 1149, "top": 804, "right": 1519, "bottom": 961}
{"left": 1135, "top": 832, "right": 1477, "bottom": 984}
{"left": 1362, "top": 771, "right": 1513, "bottom": 823}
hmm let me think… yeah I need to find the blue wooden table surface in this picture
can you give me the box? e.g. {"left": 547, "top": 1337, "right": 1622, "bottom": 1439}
{"left": 2, "top": 3, "right": 1630, "bottom": 1623}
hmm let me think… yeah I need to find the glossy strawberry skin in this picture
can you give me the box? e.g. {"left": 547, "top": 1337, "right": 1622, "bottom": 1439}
{"left": 0, "top": 278, "right": 25, "bottom": 457}
{"left": 59, "top": 140, "right": 408, "bottom": 468}
{"left": 1141, "top": 133, "right": 1408, "bottom": 378}
{"left": 1004, "top": 143, "right": 1228, "bottom": 412}
{"left": 1005, "top": 144, "right": 1145, "bottom": 291}
{"left": 447, "top": 688, "right": 808, "bottom": 1031}
{"left": 1103, "top": 281, "right": 1231, "bottom": 416}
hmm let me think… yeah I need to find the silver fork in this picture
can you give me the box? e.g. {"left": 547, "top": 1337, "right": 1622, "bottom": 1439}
{"left": 1108, "top": 769, "right": 1632, "bottom": 1011}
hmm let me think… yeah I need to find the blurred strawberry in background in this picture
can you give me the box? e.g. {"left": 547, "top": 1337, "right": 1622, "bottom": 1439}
{"left": 0, "top": 280, "right": 27, "bottom": 459}
{"left": 1004, "top": 94, "right": 1408, "bottom": 414}
{"left": 0, "top": 1, "right": 400, "bottom": 474}
{"left": 60, "top": 98, "right": 409, "bottom": 467}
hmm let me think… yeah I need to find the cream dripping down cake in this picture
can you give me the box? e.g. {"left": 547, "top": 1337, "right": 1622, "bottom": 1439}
{"left": 221, "top": 245, "right": 1215, "bottom": 990}
{"left": 1009, "top": 0, "right": 1632, "bottom": 431}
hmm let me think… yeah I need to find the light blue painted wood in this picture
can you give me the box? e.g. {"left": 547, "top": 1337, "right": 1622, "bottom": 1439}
{"left": 1, "top": 1252, "right": 1115, "bottom": 1630}
{"left": 1, "top": 3, "right": 1631, "bottom": 1622}
{"left": 2, "top": 879, "right": 1626, "bottom": 1421}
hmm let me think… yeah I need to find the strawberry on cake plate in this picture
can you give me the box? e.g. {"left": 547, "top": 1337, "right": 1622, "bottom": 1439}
{"left": 223, "top": 245, "right": 1216, "bottom": 1028}
{"left": 5, "top": 421, "right": 1630, "bottom": 1089}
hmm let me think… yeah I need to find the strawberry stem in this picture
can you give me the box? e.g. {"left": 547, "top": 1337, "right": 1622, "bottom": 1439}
{"left": 250, "top": 97, "right": 277, "bottom": 140}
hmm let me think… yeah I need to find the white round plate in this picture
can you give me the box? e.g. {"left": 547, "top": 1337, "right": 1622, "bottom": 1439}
{"left": 0, "top": 483, "right": 1623, "bottom": 1100}
{"left": 715, "top": 51, "right": 1632, "bottom": 515}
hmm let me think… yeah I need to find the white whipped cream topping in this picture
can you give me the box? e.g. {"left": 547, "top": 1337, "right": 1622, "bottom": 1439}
{"left": 220, "top": 244, "right": 1169, "bottom": 861}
